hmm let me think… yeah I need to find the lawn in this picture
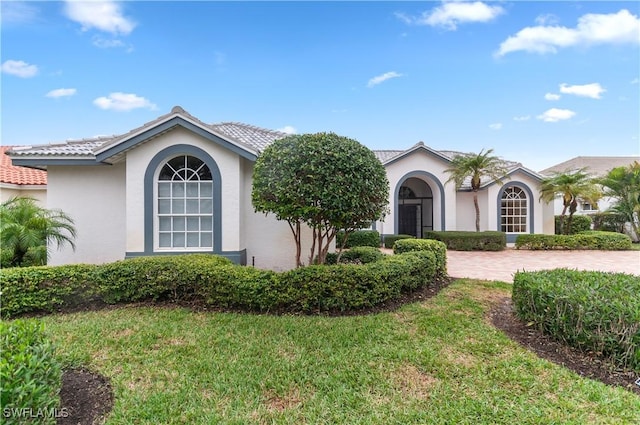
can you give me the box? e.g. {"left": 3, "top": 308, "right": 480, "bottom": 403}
{"left": 43, "top": 279, "right": 639, "bottom": 424}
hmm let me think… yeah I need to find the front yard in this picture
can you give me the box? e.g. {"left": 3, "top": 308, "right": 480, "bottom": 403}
{"left": 43, "top": 279, "right": 639, "bottom": 424}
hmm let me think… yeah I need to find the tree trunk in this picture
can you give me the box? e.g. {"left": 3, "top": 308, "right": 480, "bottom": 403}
{"left": 288, "top": 221, "right": 303, "bottom": 268}
{"left": 566, "top": 198, "right": 578, "bottom": 235}
{"left": 474, "top": 191, "right": 480, "bottom": 232}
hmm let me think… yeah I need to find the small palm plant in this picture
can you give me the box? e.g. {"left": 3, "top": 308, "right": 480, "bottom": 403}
{"left": 0, "top": 197, "right": 77, "bottom": 267}
{"left": 444, "top": 149, "right": 509, "bottom": 232}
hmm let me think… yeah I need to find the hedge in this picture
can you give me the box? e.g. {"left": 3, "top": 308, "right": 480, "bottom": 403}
{"left": 1, "top": 320, "right": 62, "bottom": 424}
{"left": 383, "top": 234, "right": 415, "bottom": 249}
{"left": 392, "top": 238, "right": 447, "bottom": 279}
{"left": 591, "top": 212, "right": 628, "bottom": 233}
{"left": 555, "top": 215, "right": 591, "bottom": 235}
{"left": 515, "top": 231, "right": 632, "bottom": 250}
{"left": 423, "top": 231, "right": 506, "bottom": 251}
{"left": 1, "top": 249, "right": 444, "bottom": 318}
{"left": 512, "top": 269, "right": 640, "bottom": 370}
{"left": 336, "top": 230, "right": 381, "bottom": 248}
{"left": 326, "top": 246, "right": 386, "bottom": 265}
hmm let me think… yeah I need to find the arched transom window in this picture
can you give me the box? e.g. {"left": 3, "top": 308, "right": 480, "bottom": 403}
{"left": 500, "top": 186, "right": 527, "bottom": 233}
{"left": 157, "top": 155, "right": 213, "bottom": 249}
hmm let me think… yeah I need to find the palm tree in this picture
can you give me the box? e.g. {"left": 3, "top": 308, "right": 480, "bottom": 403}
{"left": 539, "top": 169, "right": 601, "bottom": 235}
{"left": 599, "top": 161, "right": 640, "bottom": 238}
{"left": 444, "top": 149, "right": 509, "bottom": 232}
{"left": 0, "top": 197, "right": 77, "bottom": 267}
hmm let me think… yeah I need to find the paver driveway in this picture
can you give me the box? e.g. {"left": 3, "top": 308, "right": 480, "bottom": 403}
{"left": 446, "top": 249, "right": 640, "bottom": 282}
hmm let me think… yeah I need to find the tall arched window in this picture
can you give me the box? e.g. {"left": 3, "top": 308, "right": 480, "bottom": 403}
{"left": 156, "top": 155, "right": 213, "bottom": 249}
{"left": 500, "top": 186, "right": 527, "bottom": 233}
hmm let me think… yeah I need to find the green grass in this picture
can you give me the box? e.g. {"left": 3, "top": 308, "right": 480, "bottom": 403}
{"left": 41, "top": 279, "right": 639, "bottom": 424}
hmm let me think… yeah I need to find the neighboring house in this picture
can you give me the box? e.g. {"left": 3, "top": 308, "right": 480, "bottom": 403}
{"left": 540, "top": 156, "right": 640, "bottom": 216}
{"left": 8, "top": 106, "right": 554, "bottom": 270}
{"left": 0, "top": 145, "right": 47, "bottom": 204}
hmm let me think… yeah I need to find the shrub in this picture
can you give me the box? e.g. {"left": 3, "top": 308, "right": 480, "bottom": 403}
{"left": 515, "top": 232, "right": 632, "bottom": 250}
{"left": 392, "top": 238, "right": 447, "bottom": 279}
{"left": 1, "top": 320, "right": 62, "bottom": 424}
{"left": 512, "top": 269, "right": 640, "bottom": 370}
{"left": 0, "top": 264, "right": 99, "bottom": 318}
{"left": 591, "top": 212, "right": 627, "bottom": 233}
{"left": 336, "top": 230, "right": 381, "bottom": 248}
{"left": 383, "top": 234, "right": 415, "bottom": 249}
{"left": 423, "top": 231, "right": 505, "bottom": 251}
{"left": 555, "top": 215, "right": 591, "bottom": 234}
{"left": 326, "top": 246, "right": 386, "bottom": 265}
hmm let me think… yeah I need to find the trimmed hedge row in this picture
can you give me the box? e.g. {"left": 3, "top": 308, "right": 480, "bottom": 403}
{"left": 393, "top": 239, "right": 447, "bottom": 279}
{"left": 423, "top": 231, "right": 506, "bottom": 251}
{"left": 335, "top": 230, "right": 381, "bottom": 248}
{"left": 554, "top": 215, "right": 592, "bottom": 235}
{"left": 1, "top": 320, "right": 62, "bottom": 423}
{"left": 1, "top": 251, "right": 443, "bottom": 318}
{"left": 515, "top": 231, "right": 632, "bottom": 250}
{"left": 325, "top": 246, "right": 386, "bottom": 265}
{"left": 383, "top": 234, "right": 415, "bottom": 249}
{"left": 512, "top": 269, "right": 640, "bottom": 370}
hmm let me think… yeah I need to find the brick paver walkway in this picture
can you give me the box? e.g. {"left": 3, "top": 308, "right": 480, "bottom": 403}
{"left": 446, "top": 249, "right": 640, "bottom": 282}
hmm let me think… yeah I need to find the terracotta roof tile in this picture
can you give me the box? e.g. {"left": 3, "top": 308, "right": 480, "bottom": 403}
{"left": 1, "top": 146, "right": 47, "bottom": 185}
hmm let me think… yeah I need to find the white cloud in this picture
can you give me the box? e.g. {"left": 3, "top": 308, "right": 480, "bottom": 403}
{"left": 630, "top": 78, "right": 639, "bottom": 85}
{"left": 559, "top": 83, "right": 606, "bottom": 99}
{"left": 277, "top": 126, "right": 297, "bottom": 134}
{"left": 367, "top": 71, "right": 403, "bottom": 87}
{"left": 513, "top": 115, "right": 531, "bottom": 121}
{"left": 535, "top": 14, "right": 559, "bottom": 26}
{"left": 45, "top": 88, "right": 77, "bottom": 98}
{"left": 544, "top": 93, "right": 561, "bottom": 101}
{"left": 92, "top": 36, "right": 124, "bottom": 48}
{"left": 93, "top": 92, "right": 157, "bottom": 111}
{"left": 1, "top": 60, "right": 38, "bottom": 78}
{"left": 537, "top": 108, "right": 576, "bottom": 122}
{"left": 399, "top": 1, "right": 504, "bottom": 30}
{"left": 496, "top": 9, "right": 640, "bottom": 56}
{"left": 489, "top": 123, "right": 502, "bottom": 130}
{"left": 64, "top": 0, "right": 136, "bottom": 35}
{"left": 1, "top": 2, "right": 39, "bottom": 25}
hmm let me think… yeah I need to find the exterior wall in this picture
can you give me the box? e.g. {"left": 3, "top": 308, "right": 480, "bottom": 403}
{"left": 125, "top": 127, "right": 243, "bottom": 256}
{"left": 0, "top": 185, "right": 46, "bottom": 204}
{"left": 455, "top": 190, "right": 490, "bottom": 231}
{"left": 47, "top": 164, "right": 125, "bottom": 265}
{"left": 240, "top": 158, "right": 316, "bottom": 271}
{"left": 380, "top": 150, "right": 457, "bottom": 235}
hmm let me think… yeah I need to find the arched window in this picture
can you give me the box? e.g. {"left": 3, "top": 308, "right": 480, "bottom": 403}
{"left": 500, "top": 186, "right": 527, "bottom": 233}
{"left": 156, "top": 155, "right": 213, "bottom": 249}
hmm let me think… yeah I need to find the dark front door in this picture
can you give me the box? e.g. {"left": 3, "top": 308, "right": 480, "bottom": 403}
{"left": 399, "top": 204, "right": 419, "bottom": 237}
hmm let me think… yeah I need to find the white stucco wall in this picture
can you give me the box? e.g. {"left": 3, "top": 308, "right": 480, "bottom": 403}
{"left": 0, "top": 185, "right": 46, "bottom": 204}
{"left": 124, "top": 127, "right": 243, "bottom": 254}
{"left": 455, "top": 190, "right": 490, "bottom": 231}
{"left": 46, "top": 164, "right": 126, "bottom": 265}
{"left": 380, "top": 149, "right": 457, "bottom": 234}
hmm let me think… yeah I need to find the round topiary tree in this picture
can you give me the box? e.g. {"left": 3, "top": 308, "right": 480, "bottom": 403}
{"left": 252, "top": 132, "right": 389, "bottom": 267}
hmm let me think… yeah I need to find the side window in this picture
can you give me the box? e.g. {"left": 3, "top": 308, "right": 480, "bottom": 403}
{"left": 500, "top": 186, "right": 527, "bottom": 233}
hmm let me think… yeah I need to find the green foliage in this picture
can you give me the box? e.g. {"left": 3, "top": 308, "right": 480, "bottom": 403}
{"left": 591, "top": 212, "right": 628, "bottom": 233}
{"left": 0, "top": 197, "right": 77, "bottom": 267}
{"left": 326, "top": 246, "right": 386, "bottom": 265}
{"left": 0, "top": 264, "right": 99, "bottom": 318}
{"left": 392, "top": 238, "right": 447, "bottom": 279}
{"left": 515, "top": 232, "right": 632, "bottom": 250}
{"left": 336, "top": 230, "right": 380, "bottom": 248}
{"left": 383, "top": 234, "right": 414, "bottom": 248}
{"left": 444, "top": 149, "right": 509, "bottom": 232}
{"left": 2, "top": 252, "right": 443, "bottom": 318}
{"left": 598, "top": 161, "right": 640, "bottom": 238}
{"left": 1, "top": 320, "right": 62, "bottom": 424}
{"left": 423, "top": 230, "right": 506, "bottom": 251}
{"left": 554, "top": 214, "right": 591, "bottom": 234}
{"left": 512, "top": 269, "right": 640, "bottom": 370}
{"left": 252, "top": 132, "right": 389, "bottom": 266}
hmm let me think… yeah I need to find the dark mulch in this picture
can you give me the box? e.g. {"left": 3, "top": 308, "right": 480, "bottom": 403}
{"left": 58, "top": 368, "right": 113, "bottom": 425}
{"left": 490, "top": 297, "right": 639, "bottom": 396}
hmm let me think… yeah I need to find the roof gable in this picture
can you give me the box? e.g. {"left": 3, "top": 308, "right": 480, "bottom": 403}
{"left": 540, "top": 156, "right": 640, "bottom": 177}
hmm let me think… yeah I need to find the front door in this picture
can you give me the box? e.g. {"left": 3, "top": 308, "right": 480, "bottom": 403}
{"left": 399, "top": 204, "right": 420, "bottom": 237}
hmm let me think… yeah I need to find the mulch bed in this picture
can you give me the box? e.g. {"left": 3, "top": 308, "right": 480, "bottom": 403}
{"left": 58, "top": 368, "right": 113, "bottom": 425}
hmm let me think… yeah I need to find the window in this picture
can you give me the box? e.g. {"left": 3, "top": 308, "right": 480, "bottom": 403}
{"left": 500, "top": 186, "right": 527, "bottom": 233}
{"left": 582, "top": 202, "right": 598, "bottom": 211}
{"left": 156, "top": 155, "right": 213, "bottom": 249}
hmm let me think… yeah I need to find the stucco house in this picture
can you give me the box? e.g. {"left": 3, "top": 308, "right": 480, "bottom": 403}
{"left": 0, "top": 145, "right": 47, "bottom": 204}
{"left": 7, "top": 106, "right": 553, "bottom": 270}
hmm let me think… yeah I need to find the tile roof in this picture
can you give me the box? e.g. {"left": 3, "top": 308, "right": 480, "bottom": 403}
{"left": 0, "top": 146, "right": 47, "bottom": 185}
{"left": 540, "top": 156, "right": 640, "bottom": 177}
{"left": 208, "top": 122, "right": 289, "bottom": 152}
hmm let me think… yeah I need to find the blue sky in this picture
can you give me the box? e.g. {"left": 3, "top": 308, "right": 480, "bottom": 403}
{"left": 1, "top": 1, "right": 639, "bottom": 171}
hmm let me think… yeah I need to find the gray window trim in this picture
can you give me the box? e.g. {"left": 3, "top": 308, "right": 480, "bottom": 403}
{"left": 497, "top": 182, "right": 535, "bottom": 243}
{"left": 394, "top": 171, "right": 446, "bottom": 233}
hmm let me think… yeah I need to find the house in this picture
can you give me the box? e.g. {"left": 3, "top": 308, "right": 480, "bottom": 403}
{"left": 7, "top": 106, "right": 554, "bottom": 270}
{"left": 540, "top": 156, "right": 640, "bottom": 215}
{"left": 0, "top": 145, "right": 47, "bottom": 204}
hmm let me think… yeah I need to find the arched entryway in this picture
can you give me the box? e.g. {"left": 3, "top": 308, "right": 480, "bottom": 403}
{"left": 396, "top": 173, "right": 444, "bottom": 238}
